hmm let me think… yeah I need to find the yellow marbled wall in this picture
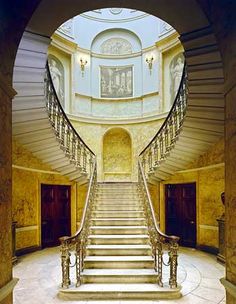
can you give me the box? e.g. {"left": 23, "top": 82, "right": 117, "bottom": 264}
{"left": 12, "top": 140, "right": 78, "bottom": 251}
{"left": 76, "top": 182, "right": 89, "bottom": 230}
{"left": 103, "top": 128, "right": 132, "bottom": 181}
{"left": 70, "top": 118, "right": 165, "bottom": 182}
{"left": 148, "top": 182, "right": 160, "bottom": 222}
{"left": 160, "top": 137, "right": 225, "bottom": 249}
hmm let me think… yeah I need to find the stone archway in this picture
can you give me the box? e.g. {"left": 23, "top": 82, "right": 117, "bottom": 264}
{"left": 103, "top": 128, "right": 132, "bottom": 182}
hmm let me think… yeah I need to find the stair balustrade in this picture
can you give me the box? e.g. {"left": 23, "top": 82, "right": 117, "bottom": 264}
{"left": 60, "top": 162, "right": 97, "bottom": 288}
{"left": 138, "top": 160, "right": 179, "bottom": 288}
{"left": 45, "top": 62, "right": 95, "bottom": 177}
{"left": 52, "top": 62, "right": 186, "bottom": 291}
{"left": 139, "top": 64, "right": 187, "bottom": 177}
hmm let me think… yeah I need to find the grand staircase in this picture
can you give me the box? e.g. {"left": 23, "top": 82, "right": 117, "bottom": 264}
{"left": 12, "top": 26, "right": 224, "bottom": 301}
{"left": 59, "top": 182, "right": 181, "bottom": 300}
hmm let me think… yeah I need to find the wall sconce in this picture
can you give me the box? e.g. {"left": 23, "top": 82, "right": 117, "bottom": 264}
{"left": 146, "top": 56, "right": 154, "bottom": 75}
{"left": 80, "top": 58, "right": 87, "bottom": 76}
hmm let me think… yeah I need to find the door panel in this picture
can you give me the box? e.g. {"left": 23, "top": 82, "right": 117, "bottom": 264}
{"left": 41, "top": 184, "right": 71, "bottom": 247}
{"left": 165, "top": 183, "right": 196, "bottom": 247}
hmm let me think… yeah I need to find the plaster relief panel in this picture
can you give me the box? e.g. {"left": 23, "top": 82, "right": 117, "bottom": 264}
{"left": 169, "top": 53, "right": 184, "bottom": 103}
{"left": 57, "top": 19, "right": 74, "bottom": 38}
{"left": 101, "top": 66, "right": 133, "bottom": 98}
{"left": 48, "top": 55, "right": 65, "bottom": 108}
{"left": 100, "top": 38, "right": 132, "bottom": 55}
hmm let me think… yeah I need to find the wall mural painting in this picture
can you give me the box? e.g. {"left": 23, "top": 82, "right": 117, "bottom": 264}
{"left": 101, "top": 66, "right": 133, "bottom": 98}
{"left": 48, "top": 55, "right": 65, "bottom": 107}
{"left": 169, "top": 53, "right": 184, "bottom": 103}
{"left": 100, "top": 38, "right": 132, "bottom": 55}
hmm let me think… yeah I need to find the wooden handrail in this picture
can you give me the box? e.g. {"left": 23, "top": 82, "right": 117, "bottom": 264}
{"left": 46, "top": 62, "right": 95, "bottom": 156}
{"left": 139, "top": 63, "right": 186, "bottom": 156}
{"left": 59, "top": 160, "right": 96, "bottom": 243}
{"left": 138, "top": 159, "right": 179, "bottom": 242}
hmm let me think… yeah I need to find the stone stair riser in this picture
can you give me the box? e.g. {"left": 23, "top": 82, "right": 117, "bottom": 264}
{"left": 88, "top": 236, "right": 150, "bottom": 245}
{"left": 84, "top": 260, "right": 154, "bottom": 269}
{"left": 82, "top": 274, "right": 158, "bottom": 284}
{"left": 90, "top": 219, "right": 146, "bottom": 226}
{"left": 89, "top": 227, "right": 148, "bottom": 235}
{"left": 86, "top": 248, "right": 152, "bottom": 256}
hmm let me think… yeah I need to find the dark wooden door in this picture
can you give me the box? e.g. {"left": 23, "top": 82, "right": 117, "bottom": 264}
{"left": 165, "top": 183, "right": 196, "bottom": 247}
{"left": 41, "top": 184, "right": 71, "bottom": 248}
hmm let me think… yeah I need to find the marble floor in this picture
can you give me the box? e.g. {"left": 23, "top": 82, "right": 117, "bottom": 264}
{"left": 13, "top": 247, "right": 225, "bottom": 304}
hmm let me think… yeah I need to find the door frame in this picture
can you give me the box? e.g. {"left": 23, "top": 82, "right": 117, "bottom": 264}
{"left": 161, "top": 180, "right": 199, "bottom": 247}
{"left": 38, "top": 178, "right": 76, "bottom": 248}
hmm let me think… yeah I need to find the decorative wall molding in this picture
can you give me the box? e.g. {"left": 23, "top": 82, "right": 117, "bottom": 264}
{"left": 75, "top": 90, "right": 159, "bottom": 102}
{"left": 68, "top": 111, "right": 167, "bottom": 125}
{"left": 16, "top": 225, "right": 39, "bottom": 233}
{"left": 0, "top": 278, "right": 18, "bottom": 302}
{"left": 100, "top": 38, "right": 132, "bottom": 55}
{"left": 221, "top": 278, "right": 236, "bottom": 299}
{"left": 199, "top": 224, "right": 219, "bottom": 231}
{"left": 12, "top": 164, "right": 61, "bottom": 175}
{"left": 80, "top": 12, "right": 148, "bottom": 23}
{"left": 57, "top": 19, "right": 74, "bottom": 38}
{"left": 92, "top": 51, "right": 142, "bottom": 59}
{"left": 51, "top": 33, "right": 77, "bottom": 55}
{"left": 177, "top": 162, "right": 224, "bottom": 174}
{"left": 16, "top": 246, "right": 41, "bottom": 257}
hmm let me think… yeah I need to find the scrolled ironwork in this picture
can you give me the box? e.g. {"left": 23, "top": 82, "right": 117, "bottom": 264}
{"left": 138, "top": 160, "right": 179, "bottom": 288}
{"left": 139, "top": 63, "right": 187, "bottom": 176}
{"left": 59, "top": 162, "right": 97, "bottom": 288}
{"left": 45, "top": 62, "right": 95, "bottom": 177}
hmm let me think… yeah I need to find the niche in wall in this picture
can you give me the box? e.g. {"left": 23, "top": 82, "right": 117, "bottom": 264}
{"left": 48, "top": 54, "right": 65, "bottom": 108}
{"left": 103, "top": 128, "right": 132, "bottom": 181}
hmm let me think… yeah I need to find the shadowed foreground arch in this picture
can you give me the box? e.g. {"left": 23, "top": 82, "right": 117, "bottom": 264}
{"left": 1, "top": 1, "right": 236, "bottom": 303}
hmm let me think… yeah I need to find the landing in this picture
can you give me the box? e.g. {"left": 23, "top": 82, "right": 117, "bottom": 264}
{"left": 13, "top": 247, "right": 225, "bottom": 304}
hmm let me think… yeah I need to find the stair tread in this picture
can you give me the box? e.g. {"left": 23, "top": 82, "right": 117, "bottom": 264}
{"left": 93, "top": 211, "right": 143, "bottom": 213}
{"left": 90, "top": 218, "right": 145, "bottom": 221}
{"left": 84, "top": 256, "right": 153, "bottom": 261}
{"left": 90, "top": 226, "right": 147, "bottom": 229}
{"left": 87, "top": 245, "right": 151, "bottom": 249}
{"left": 82, "top": 269, "right": 157, "bottom": 275}
{"left": 59, "top": 283, "right": 180, "bottom": 292}
{"left": 88, "top": 234, "right": 149, "bottom": 239}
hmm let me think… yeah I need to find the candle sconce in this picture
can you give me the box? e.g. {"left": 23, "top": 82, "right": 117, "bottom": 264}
{"left": 80, "top": 58, "right": 87, "bottom": 77}
{"left": 146, "top": 56, "right": 154, "bottom": 75}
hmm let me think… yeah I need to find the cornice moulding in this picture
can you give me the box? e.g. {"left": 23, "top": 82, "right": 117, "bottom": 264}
{"left": 51, "top": 33, "right": 77, "bottom": 54}
{"left": 75, "top": 91, "right": 159, "bottom": 102}
{"left": 67, "top": 112, "right": 167, "bottom": 125}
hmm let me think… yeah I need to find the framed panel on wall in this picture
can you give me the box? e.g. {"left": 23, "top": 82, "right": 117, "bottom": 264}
{"left": 100, "top": 65, "right": 133, "bottom": 98}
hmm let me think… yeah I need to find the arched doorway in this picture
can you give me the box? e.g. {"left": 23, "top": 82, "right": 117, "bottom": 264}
{"left": 103, "top": 128, "right": 132, "bottom": 181}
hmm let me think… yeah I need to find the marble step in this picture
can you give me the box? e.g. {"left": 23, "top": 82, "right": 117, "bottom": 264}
{"left": 86, "top": 244, "right": 152, "bottom": 256}
{"left": 98, "top": 187, "right": 137, "bottom": 194}
{"left": 92, "top": 205, "right": 143, "bottom": 211}
{"left": 81, "top": 269, "right": 158, "bottom": 283}
{"left": 94, "top": 202, "right": 142, "bottom": 207}
{"left": 89, "top": 225, "right": 148, "bottom": 235}
{"left": 84, "top": 255, "right": 154, "bottom": 269}
{"left": 58, "top": 283, "right": 181, "bottom": 300}
{"left": 88, "top": 234, "right": 150, "bottom": 245}
{"left": 96, "top": 196, "right": 139, "bottom": 200}
{"left": 90, "top": 218, "right": 146, "bottom": 226}
{"left": 91, "top": 211, "right": 144, "bottom": 218}
{"left": 95, "top": 199, "right": 141, "bottom": 204}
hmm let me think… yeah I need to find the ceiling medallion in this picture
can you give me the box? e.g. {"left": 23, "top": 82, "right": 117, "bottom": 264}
{"left": 110, "top": 8, "right": 123, "bottom": 15}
